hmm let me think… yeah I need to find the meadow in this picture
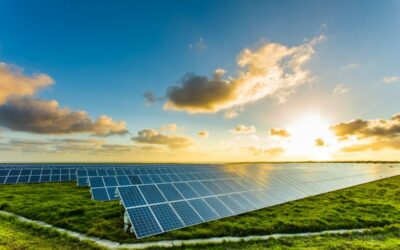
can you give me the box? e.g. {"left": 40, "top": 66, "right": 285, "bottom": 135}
{"left": 0, "top": 175, "right": 399, "bottom": 244}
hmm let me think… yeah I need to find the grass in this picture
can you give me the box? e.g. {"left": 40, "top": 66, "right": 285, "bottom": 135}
{"left": 0, "top": 175, "right": 399, "bottom": 243}
{"left": 160, "top": 224, "right": 400, "bottom": 250}
{"left": 0, "top": 213, "right": 103, "bottom": 250}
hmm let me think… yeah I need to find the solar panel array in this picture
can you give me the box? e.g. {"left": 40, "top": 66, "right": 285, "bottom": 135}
{"left": 0, "top": 168, "right": 77, "bottom": 184}
{"left": 1, "top": 163, "right": 399, "bottom": 239}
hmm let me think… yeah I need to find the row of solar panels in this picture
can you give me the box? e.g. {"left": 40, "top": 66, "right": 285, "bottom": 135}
{"left": 1, "top": 163, "right": 399, "bottom": 239}
{"left": 0, "top": 168, "right": 77, "bottom": 184}
{"left": 117, "top": 170, "right": 400, "bottom": 238}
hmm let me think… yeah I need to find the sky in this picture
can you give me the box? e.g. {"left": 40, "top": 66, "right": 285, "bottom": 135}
{"left": 0, "top": 0, "right": 399, "bottom": 162}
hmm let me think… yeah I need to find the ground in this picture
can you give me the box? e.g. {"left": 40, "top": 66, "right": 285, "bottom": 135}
{"left": 0, "top": 175, "right": 399, "bottom": 248}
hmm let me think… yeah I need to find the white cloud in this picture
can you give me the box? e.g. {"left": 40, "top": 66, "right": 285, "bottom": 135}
{"left": 383, "top": 76, "right": 399, "bottom": 84}
{"left": 333, "top": 83, "right": 351, "bottom": 95}
{"left": 166, "top": 34, "right": 325, "bottom": 113}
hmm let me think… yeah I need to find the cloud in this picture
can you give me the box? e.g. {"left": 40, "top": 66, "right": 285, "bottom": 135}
{"left": 0, "top": 137, "right": 159, "bottom": 154}
{"left": 0, "top": 97, "right": 128, "bottom": 136}
{"left": 143, "top": 91, "right": 161, "bottom": 105}
{"left": 246, "top": 146, "right": 284, "bottom": 156}
{"left": 0, "top": 62, "right": 54, "bottom": 105}
{"left": 315, "top": 138, "right": 325, "bottom": 147}
{"left": 132, "top": 129, "right": 193, "bottom": 149}
{"left": 330, "top": 114, "right": 400, "bottom": 140}
{"left": 165, "top": 35, "right": 325, "bottom": 113}
{"left": 159, "top": 123, "right": 177, "bottom": 132}
{"left": 224, "top": 109, "right": 239, "bottom": 119}
{"left": 197, "top": 130, "right": 209, "bottom": 138}
{"left": 188, "top": 38, "right": 207, "bottom": 52}
{"left": 383, "top": 76, "right": 399, "bottom": 84}
{"left": 341, "top": 139, "right": 400, "bottom": 153}
{"left": 230, "top": 125, "right": 256, "bottom": 134}
{"left": 342, "top": 63, "right": 360, "bottom": 70}
{"left": 331, "top": 113, "right": 400, "bottom": 153}
{"left": 270, "top": 128, "right": 290, "bottom": 137}
{"left": 333, "top": 83, "right": 351, "bottom": 95}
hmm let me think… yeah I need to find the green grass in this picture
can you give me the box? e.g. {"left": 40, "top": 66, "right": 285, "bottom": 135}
{"left": 0, "top": 213, "right": 103, "bottom": 250}
{"left": 160, "top": 224, "right": 400, "bottom": 250}
{"left": 0, "top": 175, "right": 399, "bottom": 243}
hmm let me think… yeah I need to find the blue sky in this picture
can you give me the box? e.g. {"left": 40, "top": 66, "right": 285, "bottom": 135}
{"left": 0, "top": 0, "right": 399, "bottom": 162}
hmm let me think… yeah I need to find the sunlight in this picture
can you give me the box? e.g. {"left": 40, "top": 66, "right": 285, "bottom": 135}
{"left": 285, "top": 113, "right": 338, "bottom": 160}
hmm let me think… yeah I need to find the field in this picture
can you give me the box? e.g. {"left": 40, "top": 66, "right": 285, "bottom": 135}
{"left": 0, "top": 175, "right": 400, "bottom": 245}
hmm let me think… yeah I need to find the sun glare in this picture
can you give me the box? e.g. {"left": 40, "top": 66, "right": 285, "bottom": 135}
{"left": 285, "top": 113, "right": 338, "bottom": 160}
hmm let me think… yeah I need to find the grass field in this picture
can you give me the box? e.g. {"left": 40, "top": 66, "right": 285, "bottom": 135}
{"left": 0, "top": 214, "right": 103, "bottom": 250}
{"left": 0, "top": 175, "right": 399, "bottom": 243}
{"left": 161, "top": 224, "right": 400, "bottom": 250}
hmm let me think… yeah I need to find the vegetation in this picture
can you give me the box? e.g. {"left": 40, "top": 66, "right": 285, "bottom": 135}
{"left": 161, "top": 224, "right": 400, "bottom": 250}
{"left": 0, "top": 213, "right": 103, "bottom": 250}
{"left": 0, "top": 175, "right": 399, "bottom": 243}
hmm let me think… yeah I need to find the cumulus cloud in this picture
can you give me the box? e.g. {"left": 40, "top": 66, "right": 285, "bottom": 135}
{"left": 246, "top": 146, "right": 284, "bottom": 156}
{"left": 165, "top": 35, "right": 325, "bottom": 113}
{"left": 330, "top": 114, "right": 400, "bottom": 140}
{"left": 230, "top": 125, "right": 256, "bottom": 134}
{"left": 0, "top": 62, "right": 54, "bottom": 105}
{"left": 330, "top": 113, "right": 400, "bottom": 153}
{"left": 188, "top": 38, "right": 207, "bottom": 52}
{"left": 0, "top": 97, "right": 128, "bottom": 136}
{"left": 270, "top": 128, "right": 290, "bottom": 137}
{"left": 333, "top": 83, "right": 351, "bottom": 95}
{"left": 159, "top": 123, "right": 177, "bottom": 132}
{"left": 132, "top": 129, "right": 193, "bottom": 149}
{"left": 197, "top": 130, "right": 209, "bottom": 138}
{"left": 383, "top": 76, "right": 399, "bottom": 84}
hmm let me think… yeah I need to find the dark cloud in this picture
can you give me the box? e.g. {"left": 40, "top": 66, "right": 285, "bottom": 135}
{"left": 0, "top": 97, "right": 128, "bottom": 136}
{"left": 132, "top": 129, "right": 193, "bottom": 149}
{"left": 330, "top": 115, "right": 400, "bottom": 140}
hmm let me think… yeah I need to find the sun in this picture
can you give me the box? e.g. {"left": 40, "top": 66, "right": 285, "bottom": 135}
{"left": 284, "top": 113, "right": 338, "bottom": 160}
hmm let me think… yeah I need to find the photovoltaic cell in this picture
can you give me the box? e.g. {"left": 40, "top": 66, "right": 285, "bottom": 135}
{"left": 171, "top": 201, "right": 203, "bottom": 226}
{"left": 139, "top": 185, "right": 166, "bottom": 204}
{"left": 150, "top": 203, "right": 184, "bottom": 231}
{"left": 118, "top": 186, "right": 147, "bottom": 208}
{"left": 127, "top": 206, "right": 163, "bottom": 238}
{"left": 92, "top": 188, "right": 109, "bottom": 201}
{"left": 157, "top": 183, "right": 184, "bottom": 202}
{"left": 204, "top": 197, "right": 234, "bottom": 217}
{"left": 189, "top": 199, "right": 219, "bottom": 221}
{"left": 173, "top": 182, "right": 199, "bottom": 199}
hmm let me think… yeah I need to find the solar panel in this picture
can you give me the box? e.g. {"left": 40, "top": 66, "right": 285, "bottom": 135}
{"left": 170, "top": 201, "right": 203, "bottom": 226}
{"left": 127, "top": 206, "right": 163, "bottom": 238}
{"left": 150, "top": 203, "right": 184, "bottom": 231}
{"left": 138, "top": 185, "right": 166, "bottom": 204}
